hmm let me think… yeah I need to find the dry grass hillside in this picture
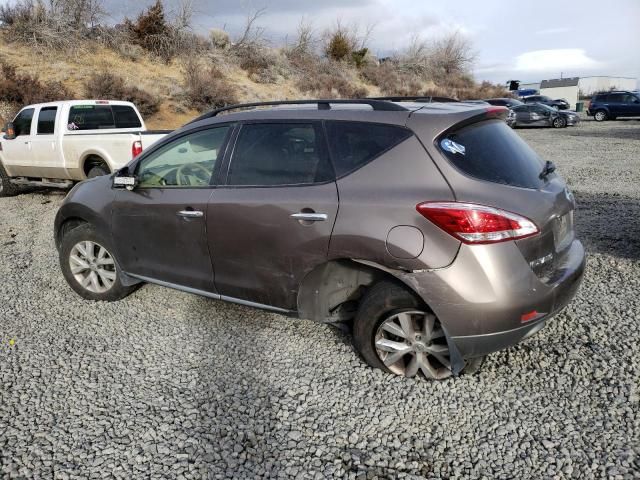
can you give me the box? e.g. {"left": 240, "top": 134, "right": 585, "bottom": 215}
{"left": 0, "top": 0, "right": 510, "bottom": 130}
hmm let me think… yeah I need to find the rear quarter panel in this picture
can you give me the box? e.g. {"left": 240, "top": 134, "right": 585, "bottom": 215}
{"left": 329, "top": 135, "right": 460, "bottom": 270}
{"left": 62, "top": 134, "right": 136, "bottom": 179}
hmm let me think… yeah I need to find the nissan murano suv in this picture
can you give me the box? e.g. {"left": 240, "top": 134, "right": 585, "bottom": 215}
{"left": 55, "top": 99, "right": 585, "bottom": 380}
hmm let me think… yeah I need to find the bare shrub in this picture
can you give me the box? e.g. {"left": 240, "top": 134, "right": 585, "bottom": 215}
{"left": 0, "top": 62, "right": 72, "bottom": 106}
{"left": 182, "top": 58, "right": 238, "bottom": 111}
{"left": 361, "top": 62, "right": 422, "bottom": 96}
{"left": 429, "top": 32, "right": 476, "bottom": 81}
{"left": 209, "top": 28, "right": 230, "bottom": 49}
{"left": 296, "top": 61, "right": 367, "bottom": 98}
{"left": 84, "top": 72, "right": 160, "bottom": 116}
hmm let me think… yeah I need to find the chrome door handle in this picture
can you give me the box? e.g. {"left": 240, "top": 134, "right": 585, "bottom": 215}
{"left": 290, "top": 212, "right": 328, "bottom": 222}
{"left": 177, "top": 210, "right": 204, "bottom": 218}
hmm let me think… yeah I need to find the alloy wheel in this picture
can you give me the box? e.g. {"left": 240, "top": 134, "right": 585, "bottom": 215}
{"left": 69, "top": 241, "right": 117, "bottom": 293}
{"left": 374, "top": 310, "right": 453, "bottom": 379}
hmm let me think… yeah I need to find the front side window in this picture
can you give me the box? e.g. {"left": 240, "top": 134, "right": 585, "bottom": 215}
{"left": 13, "top": 108, "right": 34, "bottom": 136}
{"left": 68, "top": 105, "right": 115, "bottom": 130}
{"left": 37, "top": 107, "right": 58, "bottom": 135}
{"left": 227, "top": 123, "right": 333, "bottom": 186}
{"left": 136, "top": 126, "right": 230, "bottom": 188}
{"left": 325, "top": 121, "right": 413, "bottom": 178}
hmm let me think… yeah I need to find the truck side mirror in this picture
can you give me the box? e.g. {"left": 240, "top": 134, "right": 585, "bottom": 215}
{"left": 3, "top": 122, "right": 16, "bottom": 140}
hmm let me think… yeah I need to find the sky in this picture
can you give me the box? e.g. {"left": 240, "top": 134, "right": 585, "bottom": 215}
{"left": 6, "top": 0, "right": 640, "bottom": 85}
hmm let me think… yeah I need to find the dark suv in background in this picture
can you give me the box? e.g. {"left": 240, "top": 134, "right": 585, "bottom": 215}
{"left": 54, "top": 98, "right": 585, "bottom": 380}
{"left": 587, "top": 91, "right": 640, "bottom": 121}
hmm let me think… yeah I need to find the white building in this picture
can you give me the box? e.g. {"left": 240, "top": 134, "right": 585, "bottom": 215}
{"left": 577, "top": 76, "right": 637, "bottom": 96}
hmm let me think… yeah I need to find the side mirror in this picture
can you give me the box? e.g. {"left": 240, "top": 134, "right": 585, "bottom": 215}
{"left": 3, "top": 122, "right": 16, "bottom": 140}
{"left": 113, "top": 167, "right": 137, "bottom": 191}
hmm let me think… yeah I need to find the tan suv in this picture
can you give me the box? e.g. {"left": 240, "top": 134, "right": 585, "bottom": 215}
{"left": 54, "top": 99, "right": 585, "bottom": 380}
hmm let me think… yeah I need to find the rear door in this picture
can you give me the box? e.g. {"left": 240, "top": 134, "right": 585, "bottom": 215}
{"left": 111, "top": 125, "right": 232, "bottom": 292}
{"left": 30, "top": 106, "right": 64, "bottom": 177}
{"left": 530, "top": 105, "right": 551, "bottom": 126}
{"left": 208, "top": 121, "right": 338, "bottom": 310}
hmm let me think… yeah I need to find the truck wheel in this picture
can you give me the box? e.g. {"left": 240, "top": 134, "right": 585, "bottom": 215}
{"left": 594, "top": 110, "right": 608, "bottom": 122}
{"left": 87, "top": 163, "right": 110, "bottom": 179}
{"left": 0, "top": 162, "right": 19, "bottom": 197}
{"left": 353, "top": 280, "right": 484, "bottom": 380}
{"left": 60, "top": 223, "right": 137, "bottom": 301}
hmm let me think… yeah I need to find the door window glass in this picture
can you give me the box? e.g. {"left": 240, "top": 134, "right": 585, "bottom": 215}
{"left": 37, "top": 107, "right": 58, "bottom": 135}
{"left": 227, "top": 123, "right": 333, "bottom": 186}
{"left": 68, "top": 105, "right": 115, "bottom": 130}
{"left": 13, "top": 108, "right": 34, "bottom": 136}
{"left": 136, "top": 127, "right": 229, "bottom": 188}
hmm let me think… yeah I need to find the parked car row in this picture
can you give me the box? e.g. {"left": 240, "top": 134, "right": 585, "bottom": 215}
{"left": 483, "top": 97, "right": 579, "bottom": 129}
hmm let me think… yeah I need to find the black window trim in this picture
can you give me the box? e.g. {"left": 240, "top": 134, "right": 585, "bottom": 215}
{"left": 323, "top": 119, "right": 415, "bottom": 181}
{"left": 36, "top": 106, "right": 58, "bottom": 136}
{"left": 221, "top": 119, "right": 336, "bottom": 189}
{"left": 128, "top": 123, "right": 235, "bottom": 190}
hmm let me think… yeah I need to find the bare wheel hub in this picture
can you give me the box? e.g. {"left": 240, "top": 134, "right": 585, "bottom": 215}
{"left": 374, "top": 310, "right": 453, "bottom": 379}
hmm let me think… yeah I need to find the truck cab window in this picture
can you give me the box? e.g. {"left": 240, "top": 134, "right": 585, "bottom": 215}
{"left": 13, "top": 108, "right": 34, "bottom": 137}
{"left": 37, "top": 107, "right": 58, "bottom": 135}
{"left": 68, "top": 105, "right": 115, "bottom": 130}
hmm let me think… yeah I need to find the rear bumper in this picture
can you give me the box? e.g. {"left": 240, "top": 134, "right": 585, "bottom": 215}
{"left": 396, "top": 239, "right": 586, "bottom": 358}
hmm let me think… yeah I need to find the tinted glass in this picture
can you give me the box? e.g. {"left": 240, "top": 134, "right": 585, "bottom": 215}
{"left": 137, "top": 127, "right": 229, "bottom": 188}
{"left": 227, "top": 123, "right": 332, "bottom": 186}
{"left": 37, "top": 107, "right": 57, "bottom": 134}
{"left": 325, "top": 121, "right": 413, "bottom": 177}
{"left": 13, "top": 108, "right": 34, "bottom": 136}
{"left": 511, "top": 105, "right": 527, "bottom": 112}
{"left": 439, "top": 120, "right": 545, "bottom": 189}
{"left": 113, "top": 105, "right": 142, "bottom": 128}
{"left": 68, "top": 105, "right": 115, "bottom": 130}
{"left": 608, "top": 94, "right": 624, "bottom": 103}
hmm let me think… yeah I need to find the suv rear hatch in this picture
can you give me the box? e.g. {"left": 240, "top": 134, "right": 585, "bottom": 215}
{"left": 407, "top": 107, "right": 575, "bottom": 281}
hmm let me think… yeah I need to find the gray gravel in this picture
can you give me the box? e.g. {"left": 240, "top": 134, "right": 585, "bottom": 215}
{"left": 1, "top": 119, "right": 639, "bottom": 479}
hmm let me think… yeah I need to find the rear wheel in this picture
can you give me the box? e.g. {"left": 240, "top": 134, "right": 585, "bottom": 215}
{"left": 594, "top": 110, "right": 608, "bottom": 122}
{"left": 0, "top": 162, "right": 18, "bottom": 197}
{"left": 553, "top": 117, "right": 567, "bottom": 128}
{"left": 353, "top": 280, "right": 484, "bottom": 379}
{"left": 60, "top": 223, "right": 136, "bottom": 301}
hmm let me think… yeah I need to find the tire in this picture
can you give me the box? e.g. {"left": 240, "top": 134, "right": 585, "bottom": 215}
{"left": 87, "top": 163, "right": 110, "bottom": 179}
{"left": 59, "top": 223, "right": 136, "bottom": 301}
{"left": 0, "top": 162, "right": 18, "bottom": 197}
{"left": 353, "top": 280, "right": 484, "bottom": 379}
{"left": 594, "top": 110, "right": 608, "bottom": 122}
{"left": 552, "top": 117, "right": 567, "bottom": 128}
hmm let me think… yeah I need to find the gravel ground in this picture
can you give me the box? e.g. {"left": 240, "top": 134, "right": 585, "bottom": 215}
{"left": 1, "top": 119, "right": 639, "bottom": 479}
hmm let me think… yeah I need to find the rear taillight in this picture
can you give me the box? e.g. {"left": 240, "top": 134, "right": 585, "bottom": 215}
{"left": 485, "top": 106, "right": 508, "bottom": 119}
{"left": 132, "top": 140, "right": 143, "bottom": 158}
{"left": 416, "top": 202, "right": 539, "bottom": 244}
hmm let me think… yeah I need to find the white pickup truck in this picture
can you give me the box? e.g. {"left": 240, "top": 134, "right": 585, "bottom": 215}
{"left": 0, "top": 100, "right": 170, "bottom": 196}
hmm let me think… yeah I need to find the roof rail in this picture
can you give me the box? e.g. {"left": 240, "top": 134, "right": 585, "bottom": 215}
{"left": 187, "top": 99, "right": 410, "bottom": 124}
{"left": 367, "top": 95, "right": 459, "bottom": 103}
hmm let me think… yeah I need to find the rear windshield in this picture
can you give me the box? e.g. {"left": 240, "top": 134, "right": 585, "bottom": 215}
{"left": 67, "top": 105, "right": 141, "bottom": 130}
{"left": 438, "top": 120, "right": 545, "bottom": 189}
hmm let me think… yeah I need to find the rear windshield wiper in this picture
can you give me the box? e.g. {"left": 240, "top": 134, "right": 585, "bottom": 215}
{"left": 539, "top": 160, "right": 556, "bottom": 179}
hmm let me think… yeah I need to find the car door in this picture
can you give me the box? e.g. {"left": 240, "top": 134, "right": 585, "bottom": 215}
{"left": 530, "top": 105, "right": 551, "bottom": 126}
{"left": 1, "top": 107, "right": 35, "bottom": 176}
{"left": 618, "top": 94, "right": 640, "bottom": 117}
{"left": 208, "top": 121, "right": 339, "bottom": 311}
{"left": 29, "top": 106, "right": 65, "bottom": 177}
{"left": 607, "top": 93, "right": 624, "bottom": 117}
{"left": 111, "top": 125, "right": 232, "bottom": 292}
{"left": 513, "top": 106, "right": 530, "bottom": 125}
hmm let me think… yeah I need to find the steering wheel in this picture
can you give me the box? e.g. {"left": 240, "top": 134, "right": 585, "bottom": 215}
{"left": 176, "top": 163, "right": 211, "bottom": 186}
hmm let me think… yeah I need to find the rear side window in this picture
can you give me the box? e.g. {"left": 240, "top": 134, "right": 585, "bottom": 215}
{"left": 68, "top": 105, "right": 115, "bottom": 130}
{"left": 325, "top": 121, "right": 413, "bottom": 177}
{"left": 13, "top": 108, "right": 34, "bottom": 136}
{"left": 113, "top": 105, "right": 142, "bottom": 128}
{"left": 37, "top": 107, "right": 57, "bottom": 134}
{"left": 438, "top": 120, "right": 545, "bottom": 189}
{"left": 227, "top": 123, "right": 333, "bottom": 186}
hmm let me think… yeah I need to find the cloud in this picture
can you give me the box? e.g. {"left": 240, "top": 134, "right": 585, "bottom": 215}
{"left": 535, "top": 27, "right": 571, "bottom": 35}
{"left": 514, "top": 49, "right": 601, "bottom": 72}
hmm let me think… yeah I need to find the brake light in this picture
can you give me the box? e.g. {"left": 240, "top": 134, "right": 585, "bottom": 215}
{"left": 132, "top": 140, "right": 143, "bottom": 158}
{"left": 416, "top": 202, "right": 539, "bottom": 244}
{"left": 96, "top": 100, "right": 110, "bottom": 105}
{"left": 485, "top": 106, "right": 508, "bottom": 118}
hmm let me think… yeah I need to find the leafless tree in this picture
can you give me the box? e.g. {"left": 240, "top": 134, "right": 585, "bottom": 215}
{"left": 235, "top": 7, "right": 267, "bottom": 47}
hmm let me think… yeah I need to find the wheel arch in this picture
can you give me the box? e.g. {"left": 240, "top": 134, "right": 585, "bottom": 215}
{"left": 81, "top": 152, "right": 112, "bottom": 177}
{"left": 296, "top": 259, "right": 425, "bottom": 323}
